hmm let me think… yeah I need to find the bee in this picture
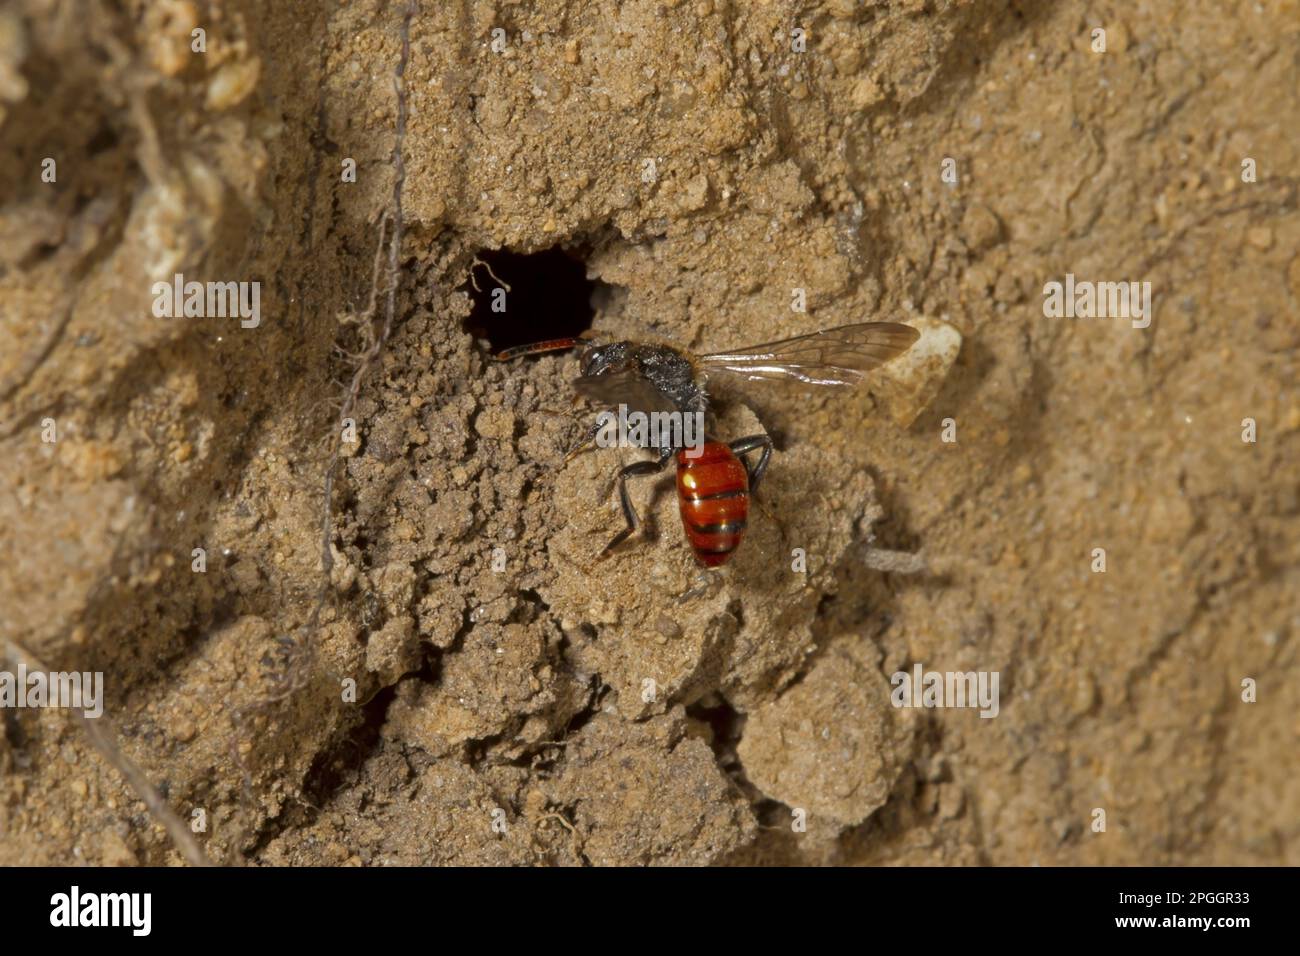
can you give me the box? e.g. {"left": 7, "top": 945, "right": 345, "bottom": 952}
{"left": 498, "top": 322, "right": 919, "bottom": 567}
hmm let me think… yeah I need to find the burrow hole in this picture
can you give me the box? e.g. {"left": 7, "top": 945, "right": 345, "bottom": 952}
{"left": 462, "top": 245, "right": 603, "bottom": 355}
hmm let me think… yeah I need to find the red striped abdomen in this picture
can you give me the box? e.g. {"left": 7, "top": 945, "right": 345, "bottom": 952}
{"left": 676, "top": 442, "right": 749, "bottom": 567}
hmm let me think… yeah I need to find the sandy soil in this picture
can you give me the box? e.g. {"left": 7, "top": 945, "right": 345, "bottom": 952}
{"left": 0, "top": 0, "right": 1296, "bottom": 866}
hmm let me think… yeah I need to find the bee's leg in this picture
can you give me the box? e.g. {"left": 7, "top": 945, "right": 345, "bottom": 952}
{"left": 729, "top": 434, "right": 784, "bottom": 538}
{"left": 600, "top": 447, "right": 674, "bottom": 557}
{"left": 728, "top": 434, "right": 774, "bottom": 495}
{"left": 564, "top": 419, "right": 604, "bottom": 463}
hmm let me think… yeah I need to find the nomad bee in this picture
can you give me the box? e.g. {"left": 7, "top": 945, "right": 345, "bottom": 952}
{"left": 498, "top": 322, "right": 919, "bottom": 567}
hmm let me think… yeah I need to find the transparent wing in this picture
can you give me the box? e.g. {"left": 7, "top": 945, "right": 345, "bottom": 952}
{"left": 698, "top": 321, "right": 920, "bottom": 389}
{"left": 572, "top": 368, "right": 679, "bottom": 416}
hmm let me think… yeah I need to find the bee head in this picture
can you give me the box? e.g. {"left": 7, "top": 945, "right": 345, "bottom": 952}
{"left": 578, "top": 340, "right": 628, "bottom": 378}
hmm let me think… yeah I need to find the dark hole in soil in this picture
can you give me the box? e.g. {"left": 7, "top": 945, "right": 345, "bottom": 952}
{"left": 86, "top": 124, "right": 120, "bottom": 155}
{"left": 685, "top": 695, "right": 746, "bottom": 763}
{"left": 462, "top": 246, "right": 598, "bottom": 355}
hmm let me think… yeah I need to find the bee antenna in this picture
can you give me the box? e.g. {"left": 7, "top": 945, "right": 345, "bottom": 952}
{"left": 495, "top": 338, "right": 583, "bottom": 361}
